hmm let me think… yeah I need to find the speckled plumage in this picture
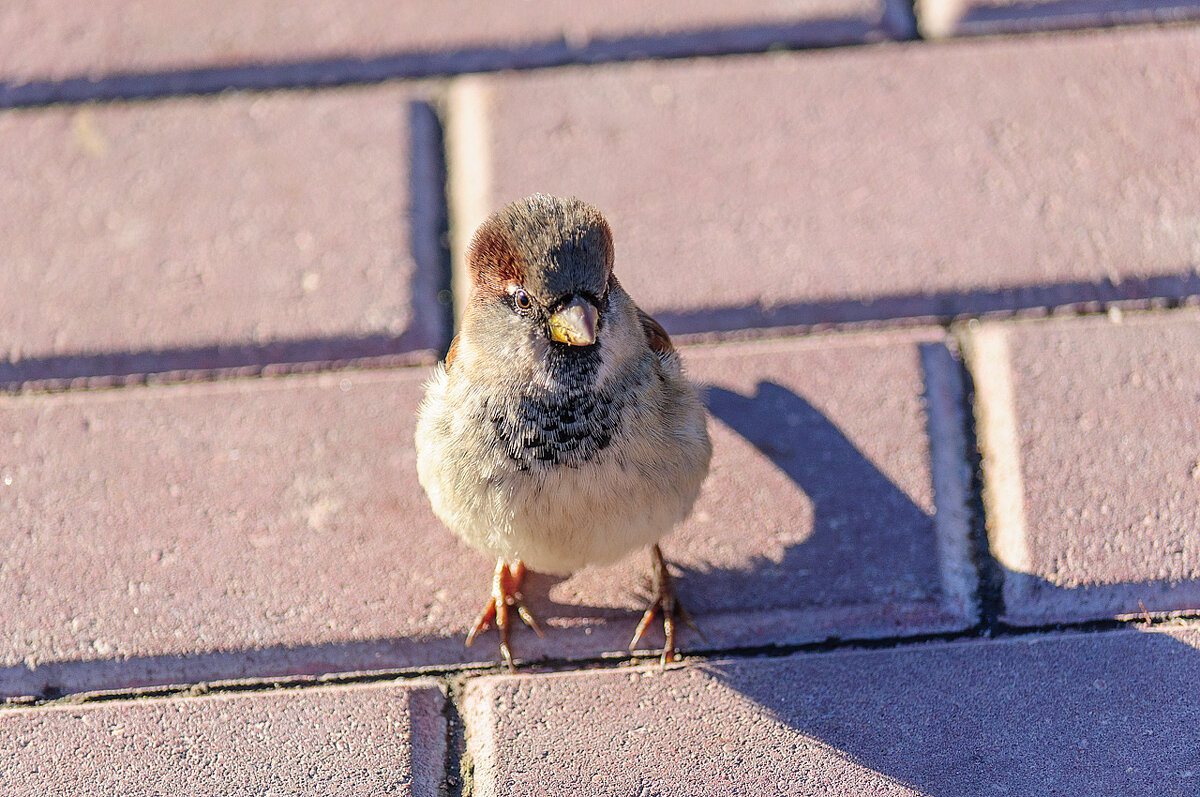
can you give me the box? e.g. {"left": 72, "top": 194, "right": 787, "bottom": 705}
{"left": 414, "top": 195, "right": 711, "bottom": 577}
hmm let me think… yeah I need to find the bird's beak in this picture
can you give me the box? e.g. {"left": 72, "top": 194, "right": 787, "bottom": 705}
{"left": 547, "top": 296, "right": 599, "bottom": 346}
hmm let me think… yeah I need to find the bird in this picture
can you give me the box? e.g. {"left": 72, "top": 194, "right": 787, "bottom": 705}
{"left": 414, "top": 194, "right": 712, "bottom": 669}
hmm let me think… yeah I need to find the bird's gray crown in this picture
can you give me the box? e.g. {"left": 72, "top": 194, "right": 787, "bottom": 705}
{"left": 468, "top": 194, "right": 614, "bottom": 305}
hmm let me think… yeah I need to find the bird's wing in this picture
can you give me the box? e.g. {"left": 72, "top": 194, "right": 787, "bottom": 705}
{"left": 444, "top": 333, "right": 460, "bottom": 369}
{"left": 637, "top": 307, "right": 675, "bottom": 357}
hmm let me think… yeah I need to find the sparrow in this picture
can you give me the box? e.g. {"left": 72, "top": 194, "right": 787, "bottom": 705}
{"left": 415, "top": 194, "right": 712, "bottom": 668}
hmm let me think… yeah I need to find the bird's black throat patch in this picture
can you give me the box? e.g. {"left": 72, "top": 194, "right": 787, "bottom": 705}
{"left": 485, "top": 344, "right": 626, "bottom": 469}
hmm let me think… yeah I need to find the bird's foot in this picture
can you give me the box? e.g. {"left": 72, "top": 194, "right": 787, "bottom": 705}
{"left": 465, "top": 558, "right": 544, "bottom": 670}
{"left": 629, "top": 544, "right": 701, "bottom": 667}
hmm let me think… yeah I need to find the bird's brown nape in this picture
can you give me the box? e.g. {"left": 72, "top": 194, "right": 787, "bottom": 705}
{"left": 467, "top": 217, "right": 527, "bottom": 304}
{"left": 637, "top": 307, "right": 675, "bottom": 357}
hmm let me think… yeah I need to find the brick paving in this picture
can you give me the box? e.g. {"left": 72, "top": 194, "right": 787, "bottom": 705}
{"left": 2, "top": 4, "right": 1199, "bottom": 795}
{"left": 3, "top": 681, "right": 446, "bottom": 796}
{"left": 465, "top": 627, "right": 1200, "bottom": 796}
{"left": 968, "top": 311, "right": 1200, "bottom": 626}
{"left": 0, "top": 332, "right": 971, "bottom": 698}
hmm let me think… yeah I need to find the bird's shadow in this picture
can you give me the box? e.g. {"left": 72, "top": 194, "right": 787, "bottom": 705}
{"left": 696, "top": 623, "right": 1200, "bottom": 795}
{"left": 688, "top": 381, "right": 940, "bottom": 612}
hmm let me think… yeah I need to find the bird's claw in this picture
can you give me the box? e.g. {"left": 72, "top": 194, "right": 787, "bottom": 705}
{"left": 466, "top": 559, "right": 543, "bottom": 670}
{"left": 629, "top": 544, "right": 700, "bottom": 667}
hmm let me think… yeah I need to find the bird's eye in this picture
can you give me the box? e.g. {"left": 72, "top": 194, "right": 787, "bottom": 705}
{"left": 513, "top": 289, "right": 533, "bottom": 311}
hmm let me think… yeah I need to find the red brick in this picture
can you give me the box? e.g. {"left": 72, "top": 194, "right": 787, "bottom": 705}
{"left": 465, "top": 26, "right": 1200, "bottom": 333}
{"left": 967, "top": 310, "right": 1200, "bottom": 625}
{"left": 2, "top": 1, "right": 894, "bottom": 84}
{"left": 0, "top": 330, "right": 972, "bottom": 695}
{"left": 464, "top": 627, "right": 1200, "bottom": 796}
{"left": 2, "top": 681, "right": 445, "bottom": 796}
{"left": 0, "top": 369, "right": 484, "bottom": 697}
{"left": 0, "top": 86, "right": 443, "bottom": 386}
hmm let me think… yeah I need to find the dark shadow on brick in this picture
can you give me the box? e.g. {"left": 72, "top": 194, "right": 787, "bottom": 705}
{"left": 652, "top": 271, "right": 1200, "bottom": 336}
{"left": 696, "top": 382, "right": 943, "bottom": 615}
{"left": 697, "top": 377, "right": 1200, "bottom": 795}
{"left": 702, "top": 627, "right": 1200, "bottom": 795}
{"left": 6, "top": 272, "right": 1197, "bottom": 389}
{"left": 0, "top": 17, "right": 904, "bottom": 109}
{"left": 955, "top": 0, "right": 1200, "bottom": 30}
{"left": 0, "top": 332, "right": 437, "bottom": 391}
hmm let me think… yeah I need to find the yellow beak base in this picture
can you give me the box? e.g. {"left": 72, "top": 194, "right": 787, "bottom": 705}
{"left": 547, "top": 298, "right": 599, "bottom": 346}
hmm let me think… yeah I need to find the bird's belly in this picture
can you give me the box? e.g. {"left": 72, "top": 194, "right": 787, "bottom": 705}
{"left": 495, "top": 458, "right": 694, "bottom": 574}
{"left": 419, "top": 434, "right": 701, "bottom": 576}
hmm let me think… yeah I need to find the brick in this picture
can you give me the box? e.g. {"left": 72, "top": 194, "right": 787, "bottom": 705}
{"left": 2, "top": 0, "right": 900, "bottom": 86}
{"left": 0, "top": 86, "right": 444, "bottom": 387}
{"left": 460, "top": 26, "right": 1200, "bottom": 334}
{"left": 463, "top": 626, "right": 1200, "bottom": 797}
{"left": 2, "top": 681, "right": 445, "bottom": 796}
{"left": 0, "top": 369, "right": 487, "bottom": 697}
{"left": 967, "top": 310, "right": 1200, "bottom": 625}
{"left": 0, "top": 330, "right": 972, "bottom": 695}
{"left": 917, "top": 0, "right": 1200, "bottom": 40}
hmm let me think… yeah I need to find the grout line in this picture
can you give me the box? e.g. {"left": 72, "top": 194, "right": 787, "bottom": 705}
{"left": 951, "top": 331, "right": 1008, "bottom": 633}
{"left": 0, "top": 351, "right": 438, "bottom": 396}
{"left": 925, "top": 6, "right": 1200, "bottom": 39}
{"left": 7, "top": 611, "right": 1198, "bottom": 711}
{"left": 0, "top": 661, "right": 503, "bottom": 710}
{"left": 920, "top": 341, "right": 980, "bottom": 624}
{"left": 440, "top": 679, "right": 471, "bottom": 797}
{"left": 886, "top": 0, "right": 923, "bottom": 39}
{"left": 683, "top": 610, "right": 1200, "bottom": 662}
{"left": 0, "top": 21, "right": 902, "bottom": 110}
{"left": 408, "top": 99, "right": 456, "bottom": 359}
{"left": 2, "top": 290, "right": 1195, "bottom": 396}
{"left": 667, "top": 293, "right": 1200, "bottom": 349}
{"left": 959, "top": 322, "right": 1032, "bottom": 620}
{"left": 443, "top": 75, "right": 493, "bottom": 330}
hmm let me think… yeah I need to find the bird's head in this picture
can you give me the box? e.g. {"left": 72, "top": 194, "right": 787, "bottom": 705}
{"left": 461, "top": 195, "right": 614, "bottom": 369}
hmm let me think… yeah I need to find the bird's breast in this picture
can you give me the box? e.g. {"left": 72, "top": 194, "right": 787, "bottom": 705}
{"left": 486, "top": 385, "right": 625, "bottom": 470}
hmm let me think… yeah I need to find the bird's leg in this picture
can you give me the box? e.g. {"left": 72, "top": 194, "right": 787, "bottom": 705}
{"left": 465, "top": 558, "right": 544, "bottom": 670}
{"left": 630, "top": 544, "right": 700, "bottom": 666}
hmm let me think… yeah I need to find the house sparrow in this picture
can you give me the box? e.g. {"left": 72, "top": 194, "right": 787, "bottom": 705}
{"left": 415, "top": 195, "right": 712, "bottom": 668}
